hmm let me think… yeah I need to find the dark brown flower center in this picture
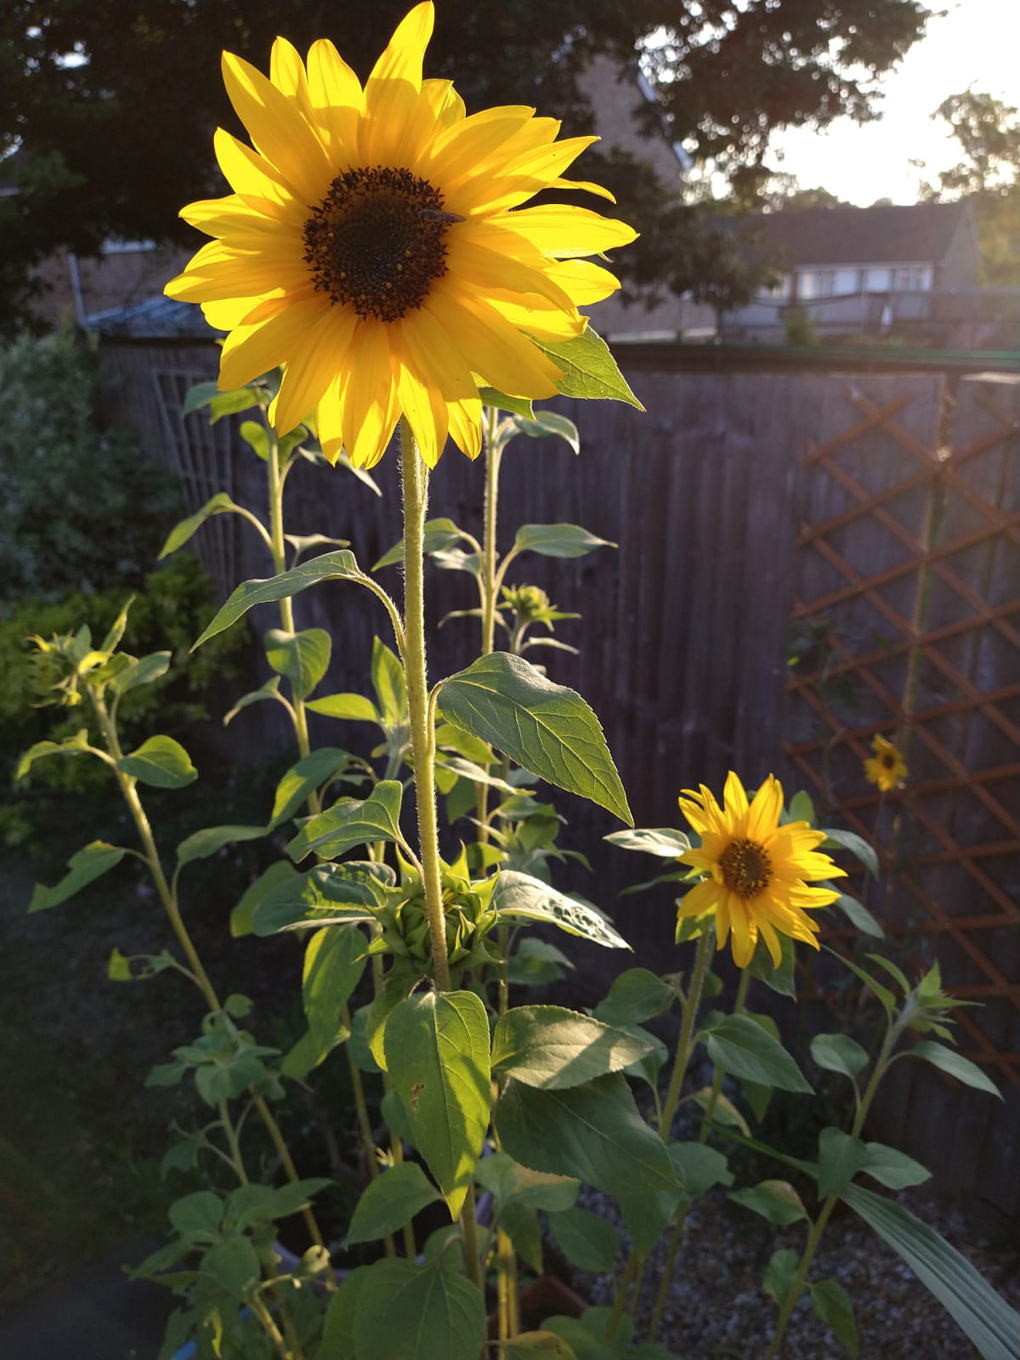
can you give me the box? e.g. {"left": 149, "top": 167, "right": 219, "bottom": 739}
{"left": 881, "top": 751, "right": 896, "bottom": 769}
{"left": 719, "top": 837, "right": 772, "bottom": 898}
{"left": 302, "top": 166, "right": 454, "bottom": 322}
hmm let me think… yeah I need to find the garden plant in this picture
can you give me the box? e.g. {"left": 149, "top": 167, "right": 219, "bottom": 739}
{"left": 16, "top": 6, "right": 1020, "bottom": 1359}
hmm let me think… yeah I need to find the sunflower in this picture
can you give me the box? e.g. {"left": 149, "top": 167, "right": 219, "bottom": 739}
{"left": 676, "top": 772, "right": 844, "bottom": 968}
{"left": 165, "top": 2, "right": 636, "bottom": 469}
{"left": 864, "top": 734, "right": 908, "bottom": 791}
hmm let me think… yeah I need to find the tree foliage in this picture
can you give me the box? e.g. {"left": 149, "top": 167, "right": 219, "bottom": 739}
{"left": 0, "top": 0, "right": 932, "bottom": 322}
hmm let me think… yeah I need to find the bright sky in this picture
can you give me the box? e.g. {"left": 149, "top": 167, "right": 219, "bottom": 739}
{"left": 770, "top": 0, "right": 1020, "bottom": 205}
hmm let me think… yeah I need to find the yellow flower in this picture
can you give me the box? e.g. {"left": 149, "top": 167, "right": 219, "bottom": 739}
{"left": 165, "top": 3, "right": 636, "bottom": 469}
{"left": 676, "top": 772, "right": 844, "bottom": 968}
{"left": 864, "top": 734, "right": 907, "bottom": 792}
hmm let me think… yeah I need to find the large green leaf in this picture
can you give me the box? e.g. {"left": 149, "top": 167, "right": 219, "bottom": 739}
{"left": 833, "top": 892, "right": 885, "bottom": 938}
{"left": 503, "top": 1332, "right": 579, "bottom": 1360}
{"left": 230, "top": 861, "right": 297, "bottom": 938}
{"left": 494, "top": 870, "right": 629, "bottom": 950}
{"left": 436, "top": 653, "right": 631, "bottom": 824}
{"left": 264, "top": 627, "right": 331, "bottom": 700}
{"left": 16, "top": 729, "right": 91, "bottom": 780}
{"left": 473, "top": 1151, "right": 578, "bottom": 1213}
{"left": 842, "top": 1183, "right": 1020, "bottom": 1360}
{"left": 250, "top": 862, "right": 387, "bottom": 935}
{"left": 810, "top": 1033, "right": 869, "bottom": 1082}
{"left": 267, "top": 747, "right": 353, "bottom": 829}
{"left": 385, "top": 991, "right": 491, "bottom": 1218}
{"left": 371, "top": 636, "right": 408, "bottom": 730}
{"left": 506, "top": 409, "right": 580, "bottom": 453}
{"left": 810, "top": 1279, "right": 859, "bottom": 1358}
{"left": 906, "top": 1040, "right": 1002, "bottom": 1098}
{"left": 604, "top": 827, "right": 691, "bottom": 857}
{"left": 821, "top": 828, "right": 879, "bottom": 877}
{"left": 116, "top": 735, "right": 197, "bottom": 789}
{"left": 513, "top": 524, "right": 615, "bottom": 559}
{"left": 547, "top": 1207, "right": 619, "bottom": 1273}
{"left": 191, "top": 550, "right": 364, "bottom": 649}
{"left": 286, "top": 781, "right": 403, "bottom": 862}
{"left": 495, "top": 1073, "right": 680, "bottom": 1199}
{"left": 285, "top": 926, "right": 367, "bottom": 1076}
{"left": 703, "top": 1014, "right": 813, "bottom": 1094}
{"left": 373, "top": 517, "right": 475, "bottom": 572}
{"left": 531, "top": 328, "right": 644, "bottom": 409}
{"left": 594, "top": 969, "right": 676, "bottom": 1026}
{"left": 175, "top": 824, "right": 267, "bottom": 868}
{"left": 115, "top": 651, "right": 172, "bottom": 695}
{"left": 159, "top": 492, "right": 256, "bottom": 559}
{"left": 729, "top": 1179, "right": 808, "bottom": 1227}
{"left": 305, "top": 692, "right": 381, "bottom": 723}
{"left": 29, "top": 841, "right": 127, "bottom": 913}
{"left": 352, "top": 1259, "right": 486, "bottom": 1360}
{"left": 817, "top": 1128, "right": 870, "bottom": 1198}
{"left": 344, "top": 1162, "right": 441, "bottom": 1247}
{"left": 491, "top": 1005, "right": 655, "bottom": 1089}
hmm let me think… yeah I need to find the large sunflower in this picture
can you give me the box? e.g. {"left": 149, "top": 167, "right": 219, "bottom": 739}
{"left": 676, "top": 772, "right": 845, "bottom": 968}
{"left": 165, "top": 2, "right": 636, "bottom": 469}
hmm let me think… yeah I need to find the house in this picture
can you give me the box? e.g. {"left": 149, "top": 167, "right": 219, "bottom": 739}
{"left": 720, "top": 200, "right": 985, "bottom": 344}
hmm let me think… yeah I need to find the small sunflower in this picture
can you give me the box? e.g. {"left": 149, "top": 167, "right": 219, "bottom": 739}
{"left": 864, "top": 734, "right": 908, "bottom": 792}
{"left": 165, "top": 2, "right": 636, "bottom": 469}
{"left": 676, "top": 772, "right": 844, "bottom": 968}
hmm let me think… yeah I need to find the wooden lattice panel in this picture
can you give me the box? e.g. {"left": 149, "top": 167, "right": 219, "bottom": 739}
{"left": 784, "top": 374, "right": 1020, "bottom": 1092}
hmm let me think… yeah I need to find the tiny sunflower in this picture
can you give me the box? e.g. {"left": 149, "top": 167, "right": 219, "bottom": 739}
{"left": 165, "top": 2, "right": 636, "bottom": 469}
{"left": 676, "top": 772, "right": 844, "bottom": 968}
{"left": 864, "top": 734, "right": 907, "bottom": 792}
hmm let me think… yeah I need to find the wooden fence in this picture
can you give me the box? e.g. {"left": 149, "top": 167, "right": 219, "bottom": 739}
{"left": 100, "top": 342, "right": 1019, "bottom": 1213}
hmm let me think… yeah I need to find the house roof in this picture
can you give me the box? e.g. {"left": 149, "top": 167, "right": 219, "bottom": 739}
{"left": 87, "top": 294, "right": 219, "bottom": 340}
{"left": 752, "top": 201, "right": 973, "bottom": 268}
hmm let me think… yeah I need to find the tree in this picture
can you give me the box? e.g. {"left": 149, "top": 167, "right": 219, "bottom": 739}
{"left": 921, "top": 89, "right": 1020, "bottom": 285}
{"left": 0, "top": 0, "right": 933, "bottom": 326}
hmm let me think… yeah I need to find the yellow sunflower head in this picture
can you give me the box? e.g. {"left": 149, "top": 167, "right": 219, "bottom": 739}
{"left": 676, "top": 771, "right": 845, "bottom": 969}
{"left": 165, "top": 2, "right": 636, "bottom": 470}
{"left": 864, "top": 734, "right": 907, "bottom": 792}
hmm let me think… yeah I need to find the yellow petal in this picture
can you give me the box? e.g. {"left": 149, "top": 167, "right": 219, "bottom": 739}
{"left": 340, "top": 321, "right": 401, "bottom": 468}
{"left": 424, "top": 288, "right": 562, "bottom": 398}
{"left": 547, "top": 259, "right": 622, "bottom": 305}
{"left": 392, "top": 335, "right": 449, "bottom": 468}
{"left": 221, "top": 51, "right": 332, "bottom": 205}
{"left": 272, "top": 306, "right": 358, "bottom": 434}
{"left": 748, "top": 775, "right": 783, "bottom": 843}
{"left": 213, "top": 128, "right": 291, "bottom": 205}
{"left": 723, "top": 771, "right": 749, "bottom": 822}
{"left": 361, "top": 2, "right": 434, "bottom": 164}
{"left": 676, "top": 879, "right": 721, "bottom": 919}
{"left": 729, "top": 896, "right": 757, "bottom": 966}
{"left": 219, "top": 295, "right": 330, "bottom": 391}
{"left": 269, "top": 36, "right": 313, "bottom": 120}
{"left": 425, "top": 105, "right": 537, "bottom": 187}
{"left": 498, "top": 204, "right": 638, "bottom": 259}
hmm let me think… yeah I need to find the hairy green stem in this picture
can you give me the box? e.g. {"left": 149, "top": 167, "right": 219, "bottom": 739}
{"left": 400, "top": 418, "right": 451, "bottom": 991}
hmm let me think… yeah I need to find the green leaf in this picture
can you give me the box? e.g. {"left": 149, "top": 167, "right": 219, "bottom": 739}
{"left": 435, "top": 754, "right": 517, "bottom": 794}
{"left": 593, "top": 969, "right": 676, "bottom": 1027}
{"left": 250, "top": 862, "right": 387, "bottom": 935}
{"left": 817, "top": 1127, "right": 870, "bottom": 1197}
{"left": 787, "top": 790, "right": 816, "bottom": 825}
{"left": 906, "top": 1040, "right": 1002, "bottom": 1098}
{"left": 604, "top": 827, "right": 691, "bottom": 858}
{"left": 747, "top": 932, "right": 797, "bottom": 999}
{"left": 833, "top": 892, "right": 885, "bottom": 938}
{"left": 176, "top": 823, "right": 267, "bottom": 868}
{"left": 479, "top": 387, "right": 535, "bottom": 419}
{"left": 238, "top": 419, "right": 268, "bottom": 460}
{"left": 491, "top": 1005, "right": 654, "bottom": 1089}
{"left": 107, "top": 947, "right": 175, "bottom": 981}
{"left": 811, "top": 1033, "right": 869, "bottom": 1082}
{"left": 825, "top": 948, "right": 895, "bottom": 1017}
{"left": 495, "top": 1073, "right": 680, "bottom": 1200}
{"left": 226, "top": 1179, "right": 330, "bottom": 1231}
{"left": 344, "top": 1163, "right": 442, "bottom": 1247}
{"left": 703, "top": 1014, "right": 813, "bottom": 1094}
{"left": 169, "top": 1190, "right": 223, "bottom": 1239}
{"left": 199, "top": 1238, "right": 260, "bottom": 1299}
{"left": 264, "top": 627, "right": 331, "bottom": 700}
{"left": 810, "top": 1280, "right": 860, "bottom": 1357}
{"left": 319, "top": 1266, "right": 368, "bottom": 1360}
{"left": 180, "top": 380, "right": 221, "bottom": 417}
{"left": 182, "top": 382, "right": 259, "bottom": 422}
{"left": 857, "top": 1142, "right": 931, "bottom": 1190}
{"left": 821, "top": 828, "right": 879, "bottom": 878}
{"left": 692, "top": 1088, "right": 750, "bottom": 1137}
{"left": 867, "top": 952, "right": 911, "bottom": 995}
{"left": 494, "top": 870, "right": 629, "bottom": 950}
{"left": 503, "top": 1332, "right": 579, "bottom": 1360}
{"left": 842, "top": 1183, "right": 1020, "bottom": 1360}
{"left": 729, "top": 1179, "right": 808, "bottom": 1226}
{"left": 286, "top": 781, "right": 404, "bottom": 862}
{"left": 290, "top": 926, "right": 367, "bottom": 1075}
{"left": 763, "top": 1247, "right": 802, "bottom": 1308}
{"left": 159, "top": 493, "right": 256, "bottom": 559}
{"left": 502, "top": 1201, "right": 544, "bottom": 1273}
{"left": 507, "top": 410, "right": 581, "bottom": 453}
{"left": 530, "top": 328, "right": 644, "bottom": 409}
{"left": 513, "top": 523, "right": 615, "bottom": 560}
{"left": 437, "top": 653, "right": 631, "bottom": 824}
{"left": 547, "top": 1207, "right": 618, "bottom": 1274}
{"left": 373, "top": 517, "right": 474, "bottom": 572}
{"left": 267, "top": 747, "right": 353, "bottom": 829}
{"left": 352, "top": 1258, "right": 486, "bottom": 1360}
{"left": 371, "top": 636, "right": 408, "bottom": 729}
{"left": 16, "top": 729, "right": 91, "bottom": 780}
{"left": 474, "top": 1151, "right": 579, "bottom": 1213}
{"left": 115, "top": 651, "right": 172, "bottom": 695}
{"left": 116, "top": 735, "right": 197, "bottom": 789}
{"left": 669, "top": 1141, "right": 733, "bottom": 1198}
{"left": 191, "top": 550, "right": 364, "bottom": 649}
{"left": 222, "top": 676, "right": 288, "bottom": 726}
{"left": 230, "top": 861, "right": 296, "bottom": 938}
{"left": 306, "top": 692, "right": 381, "bottom": 724}
{"left": 29, "top": 840, "right": 127, "bottom": 913}
{"left": 385, "top": 991, "right": 491, "bottom": 1218}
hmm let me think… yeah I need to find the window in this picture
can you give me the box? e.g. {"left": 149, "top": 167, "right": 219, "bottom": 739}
{"left": 892, "top": 266, "right": 929, "bottom": 291}
{"left": 799, "top": 270, "right": 836, "bottom": 299}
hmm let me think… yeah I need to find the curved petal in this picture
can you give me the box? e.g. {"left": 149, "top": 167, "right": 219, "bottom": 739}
{"left": 306, "top": 38, "right": 362, "bottom": 161}
{"left": 219, "top": 295, "right": 330, "bottom": 391}
{"left": 496, "top": 204, "right": 638, "bottom": 259}
{"left": 391, "top": 328, "right": 449, "bottom": 468}
{"left": 361, "top": 2, "right": 435, "bottom": 165}
{"left": 269, "top": 36, "right": 313, "bottom": 121}
{"left": 271, "top": 306, "right": 359, "bottom": 434}
{"left": 424, "top": 288, "right": 562, "bottom": 398}
{"left": 339, "top": 321, "right": 401, "bottom": 468}
{"left": 213, "top": 128, "right": 291, "bottom": 205}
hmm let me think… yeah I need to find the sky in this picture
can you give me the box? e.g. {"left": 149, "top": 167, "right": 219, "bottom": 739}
{"left": 769, "top": 0, "right": 1020, "bottom": 205}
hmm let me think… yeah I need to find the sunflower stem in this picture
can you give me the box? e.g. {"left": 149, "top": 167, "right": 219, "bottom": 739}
{"left": 400, "top": 418, "right": 452, "bottom": 992}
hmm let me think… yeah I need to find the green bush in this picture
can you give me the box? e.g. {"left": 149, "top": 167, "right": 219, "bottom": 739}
{"left": 0, "top": 323, "right": 180, "bottom": 606}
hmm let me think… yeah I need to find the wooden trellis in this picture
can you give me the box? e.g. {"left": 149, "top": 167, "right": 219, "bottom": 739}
{"left": 784, "top": 375, "right": 1020, "bottom": 1104}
